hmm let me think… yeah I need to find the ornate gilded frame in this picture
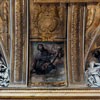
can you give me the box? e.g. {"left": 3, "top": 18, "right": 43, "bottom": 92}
{"left": 0, "top": 0, "right": 100, "bottom": 99}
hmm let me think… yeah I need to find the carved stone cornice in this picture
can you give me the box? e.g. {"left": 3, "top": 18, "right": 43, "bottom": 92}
{"left": 29, "top": 2, "right": 66, "bottom": 41}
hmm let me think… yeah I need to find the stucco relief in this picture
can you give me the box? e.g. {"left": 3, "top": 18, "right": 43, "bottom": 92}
{"left": 85, "top": 3, "right": 100, "bottom": 87}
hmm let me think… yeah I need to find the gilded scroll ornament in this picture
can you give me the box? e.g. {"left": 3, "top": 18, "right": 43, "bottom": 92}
{"left": 86, "top": 5, "right": 96, "bottom": 30}
{"left": 85, "top": 3, "right": 100, "bottom": 58}
{"left": 30, "top": 2, "right": 66, "bottom": 41}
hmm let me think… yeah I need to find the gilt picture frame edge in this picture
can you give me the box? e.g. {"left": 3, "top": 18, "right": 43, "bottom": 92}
{"left": 0, "top": 89, "right": 100, "bottom": 99}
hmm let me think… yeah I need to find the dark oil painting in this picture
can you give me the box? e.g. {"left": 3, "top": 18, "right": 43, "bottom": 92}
{"left": 30, "top": 42, "right": 67, "bottom": 87}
